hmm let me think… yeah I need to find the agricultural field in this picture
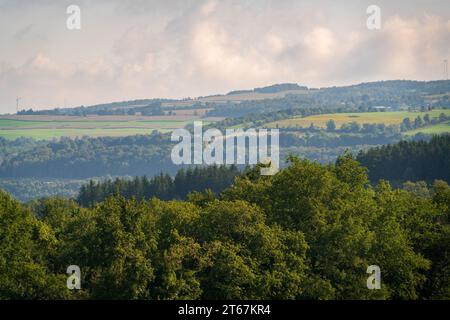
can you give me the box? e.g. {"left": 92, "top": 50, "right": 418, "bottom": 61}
{"left": 0, "top": 115, "right": 221, "bottom": 140}
{"left": 198, "top": 89, "right": 310, "bottom": 103}
{"left": 423, "top": 92, "right": 450, "bottom": 103}
{"left": 404, "top": 121, "right": 450, "bottom": 135}
{"left": 161, "top": 89, "right": 310, "bottom": 107}
{"left": 266, "top": 109, "right": 450, "bottom": 130}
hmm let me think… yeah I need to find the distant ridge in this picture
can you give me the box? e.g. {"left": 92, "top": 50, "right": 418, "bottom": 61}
{"left": 12, "top": 79, "right": 450, "bottom": 116}
{"left": 228, "top": 83, "right": 307, "bottom": 95}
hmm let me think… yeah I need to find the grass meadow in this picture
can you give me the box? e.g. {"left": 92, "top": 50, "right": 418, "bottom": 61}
{"left": 266, "top": 109, "right": 450, "bottom": 135}
{"left": 0, "top": 115, "right": 218, "bottom": 140}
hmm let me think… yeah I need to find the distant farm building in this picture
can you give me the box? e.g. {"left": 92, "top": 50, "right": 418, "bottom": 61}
{"left": 373, "top": 106, "right": 391, "bottom": 112}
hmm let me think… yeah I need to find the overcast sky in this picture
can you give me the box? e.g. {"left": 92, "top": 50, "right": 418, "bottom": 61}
{"left": 0, "top": 0, "right": 449, "bottom": 113}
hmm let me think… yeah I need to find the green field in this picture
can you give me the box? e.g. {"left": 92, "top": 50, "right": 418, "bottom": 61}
{"left": 404, "top": 121, "right": 450, "bottom": 135}
{"left": 0, "top": 128, "right": 175, "bottom": 140}
{"left": 0, "top": 119, "right": 190, "bottom": 129}
{"left": 267, "top": 110, "right": 450, "bottom": 130}
{"left": 0, "top": 116, "right": 217, "bottom": 140}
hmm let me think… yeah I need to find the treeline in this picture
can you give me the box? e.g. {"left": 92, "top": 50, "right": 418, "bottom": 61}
{"left": 18, "top": 105, "right": 165, "bottom": 116}
{"left": 0, "top": 133, "right": 177, "bottom": 179}
{"left": 280, "top": 131, "right": 402, "bottom": 148}
{"left": 17, "top": 99, "right": 172, "bottom": 116}
{"left": 399, "top": 112, "right": 450, "bottom": 132}
{"left": 0, "top": 178, "right": 83, "bottom": 203}
{"left": 312, "top": 80, "right": 450, "bottom": 109}
{"left": 228, "top": 83, "right": 307, "bottom": 95}
{"left": 207, "top": 80, "right": 450, "bottom": 119}
{"left": 357, "top": 134, "right": 450, "bottom": 184}
{"left": 14, "top": 80, "right": 450, "bottom": 118}
{"left": 323, "top": 112, "right": 449, "bottom": 134}
{"left": 207, "top": 104, "right": 360, "bottom": 131}
{"left": 205, "top": 93, "right": 364, "bottom": 119}
{"left": 77, "top": 165, "right": 240, "bottom": 207}
{"left": 0, "top": 127, "right": 401, "bottom": 181}
{"left": 1, "top": 155, "right": 449, "bottom": 299}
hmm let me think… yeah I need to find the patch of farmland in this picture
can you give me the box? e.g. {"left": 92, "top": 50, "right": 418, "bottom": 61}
{"left": 161, "top": 89, "right": 311, "bottom": 107}
{"left": 405, "top": 121, "right": 450, "bottom": 135}
{"left": 0, "top": 115, "right": 222, "bottom": 140}
{"left": 0, "top": 114, "right": 203, "bottom": 122}
{"left": 0, "top": 128, "right": 172, "bottom": 140}
{"left": 266, "top": 110, "right": 450, "bottom": 129}
{"left": 198, "top": 89, "right": 309, "bottom": 102}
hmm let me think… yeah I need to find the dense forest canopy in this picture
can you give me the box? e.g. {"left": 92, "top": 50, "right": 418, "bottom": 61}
{"left": 1, "top": 155, "right": 449, "bottom": 299}
{"left": 0, "top": 133, "right": 176, "bottom": 179}
{"left": 1, "top": 133, "right": 449, "bottom": 202}
{"left": 0, "top": 130, "right": 399, "bottom": 180}
{"left": 357, "top": 134, "right": 450, "bottom": 185}
{"left": 2, "top": 80, "right": 450, "bottom": 202}
{"left": 77, "top": 165, "right": 241, "bottom": 207}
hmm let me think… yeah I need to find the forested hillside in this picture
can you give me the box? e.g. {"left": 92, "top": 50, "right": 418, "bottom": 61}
{"left": 77, "top": 165, "right": 240, "bottom": 207}
{"left": 0, "top": 133, "right": 176, "bottom": 179}
{"left": 0, "top": 156, "right": 449, "bottom": 299}
{"left": 2, "top": 80, "right": 450, "bottom": 202}
{"left": 357, "top": 135, "right": 450, "bottom": 185}
{"left": 0, "top": 131, "right": 401, "bottom": 180}
{"left": 18, "top": 80, "right": 450, "bottom": 118}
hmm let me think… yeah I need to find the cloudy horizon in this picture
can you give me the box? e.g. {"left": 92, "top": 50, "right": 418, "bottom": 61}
{"left": 1, "top": 0, "right": 450, "bottom": 113}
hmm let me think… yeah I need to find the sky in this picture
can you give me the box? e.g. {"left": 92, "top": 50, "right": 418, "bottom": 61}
{"left": 0, "top": 0, "right": 450, "bottom": 113}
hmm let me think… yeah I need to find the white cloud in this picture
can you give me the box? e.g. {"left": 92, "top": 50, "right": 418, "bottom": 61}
{"left": 0, "top": 0, "right": 449, "bottom": 112}
{"left": 303, "top": 27, "right": 336, "bottom": 58}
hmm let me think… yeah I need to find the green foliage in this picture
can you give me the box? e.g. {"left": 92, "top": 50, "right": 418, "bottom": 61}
{"left": 357, "top": 134, "right": 450, "bottom": 185}
{"left": 0, "top": 155, "right": 449, "bottom": 300}
{"left": 222, "top": 156, "right": 446, "bottom": 299}
{"left": 0, "top": 191, "right": 69, "bottom": 299}
{"left": 326, "top": 119, "right": 336, "bottom": 132}
{"left": 77, "top": 165, "right": 240, "bottom": 207}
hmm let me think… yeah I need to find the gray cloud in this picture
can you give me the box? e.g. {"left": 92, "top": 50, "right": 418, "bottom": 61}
{"left": 0, "top": 0, "right": 449, "bottom": 112}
